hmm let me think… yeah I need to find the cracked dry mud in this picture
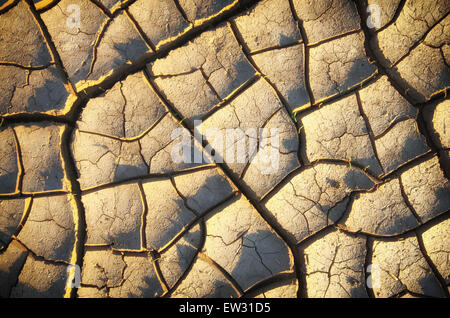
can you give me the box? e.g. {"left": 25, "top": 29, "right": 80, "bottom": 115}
{"left": 0, "top": 0, "right": 449, "bottom": 299}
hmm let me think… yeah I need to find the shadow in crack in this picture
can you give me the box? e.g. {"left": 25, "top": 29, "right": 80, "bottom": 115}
{"left": 0, "top": 249, "right": 27, "bottom": 298}
{"left": 170, "top": 227, "right": 202, "bottom": 271}
{"left": 162, "top": 229, "right": 203, "bottom": 289}
{"left": 163, "top": 137, "right": 211, "bottom": 174}
{"left": 146, "top": 174, "right": 233, "bottom": 250}
{"left": 228, "top": 229, "right": 291, "bottom": 290}
{"left": 398, "top": 137, "right": 429, "bottom": 168}
{"left": 433, "top": 186, "right": 450, "bottom": 216}
{"left": 129, "top": 268, "right": 163, "bottom": 298}
{"left": 8, "top": 263, "right": 67, "bottom": 298}
{"left": 105, "top": 222, "right": 141, "bottom": 251}
{"left": 111, "top": 37, "right": 148, "bottom": 69}
{"left": 145, "top": 197, "right": 196, "bottom": 251}
{"left": 184, "top": 0, "right": 234, "bottom": 21}
{"left": 322, "top": 197, "right": 350, "bottom": 225}
{"left": 35, "top": 34, "right": 53, "bottom": 66}
{"left": 0, "top": 171, "right": 17, "bottom": 194}
{"left": 112, "top": 141, "right": 210, "bottom": 185}
{"left": 11, "top": 280, "right": 66, "bottom": 298}
{"left": 113, "top": 163, "right": 147, "bottom": 183}
{"left": 417, "top": 275, "right": 445, "bottom": 298}
{"left": 225, "top": 59, "right": 256, "bottom": 97}
{"left": 40, "top": 164, "right": 64, "bottom": 191}
{"left": 187, "top": 174, "right": 234, "bottom": 213}
{"left": 287, "top": 86, "right": 309, "bottom": 110}
{"left": 0, "top": 232, "right": 13, "bottom": 249}
{"left": 279, "top": 33, "right": 298, "bottom": 47}
{"left": 25, "top": 74, "right": 68, "bottom": 112}
{"left": 330, "top": 57, "right": 376, "bottom": 98}
{"left": 51, "top": 230, "right": 76, "bottom": 263}
{"left": 343, "top": 168, "right": 374, "bottom": 190}
{"left": 0, "top": 200, "right": 25, "bottom": 245}
{"left": 367, "top": 18, "right": 450, "bottom": 104}
{"left": 209, "top": 280, "right": 237, "bottom": 298}
{"left": 89, "top": 36, "right": 148, "bottom": 80}
{"left": 345, "top": 275, "right": 369, "bottom": 298}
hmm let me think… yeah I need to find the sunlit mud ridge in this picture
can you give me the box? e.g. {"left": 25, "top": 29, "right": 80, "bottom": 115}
{"left": 0, "top": 0, "right": 449, "bottom": 298}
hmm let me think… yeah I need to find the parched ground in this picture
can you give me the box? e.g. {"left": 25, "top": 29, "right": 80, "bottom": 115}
{"left": 0, "top": 0, "right": 449, "bottom": 298}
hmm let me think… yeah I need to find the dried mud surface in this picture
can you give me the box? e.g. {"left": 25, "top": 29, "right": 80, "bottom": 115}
{"left": 0, "top": 0, "right": 449, "bottom": 298}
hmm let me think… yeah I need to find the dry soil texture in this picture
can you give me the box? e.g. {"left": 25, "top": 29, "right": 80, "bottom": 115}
{"left": 0, "top": 0, "right": 449, "bottom": 298}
